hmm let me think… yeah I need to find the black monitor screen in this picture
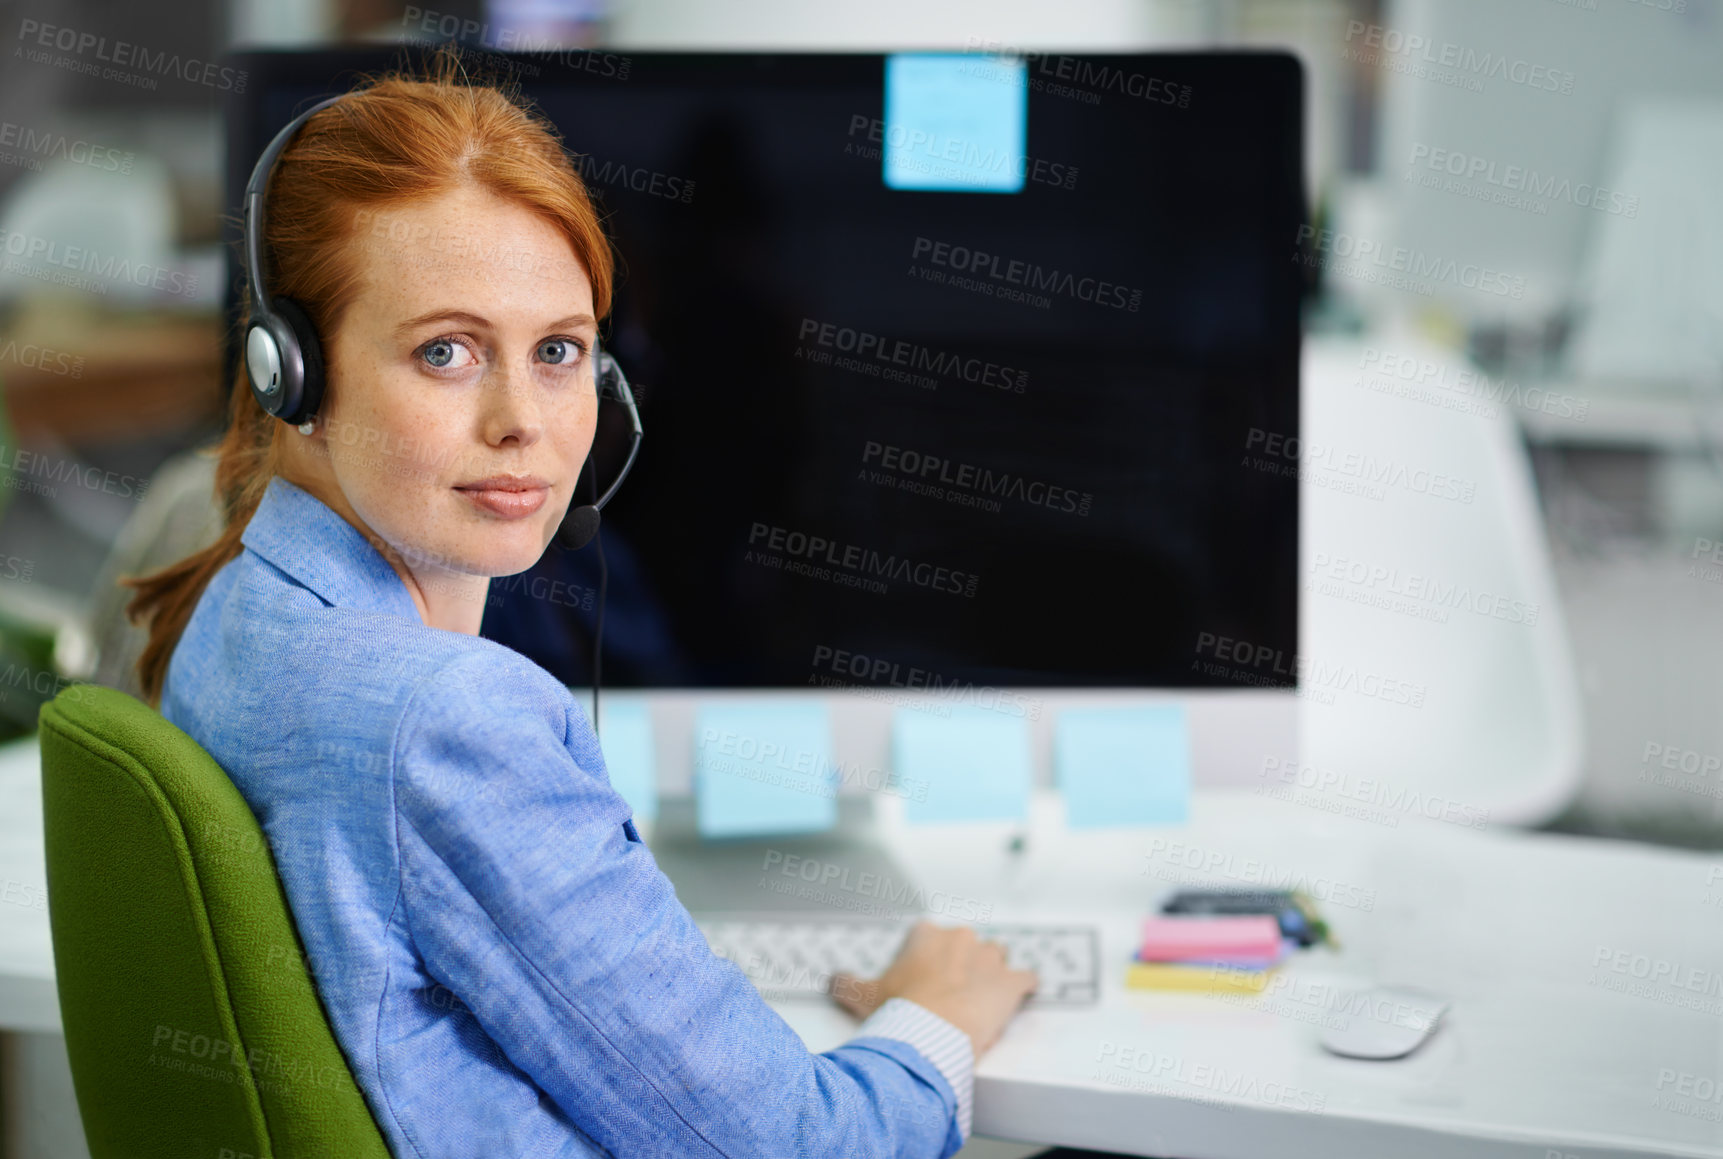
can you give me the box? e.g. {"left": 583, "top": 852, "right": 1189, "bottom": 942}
{"left": 226, "top": 49, "right": 1303, "bottom": 690}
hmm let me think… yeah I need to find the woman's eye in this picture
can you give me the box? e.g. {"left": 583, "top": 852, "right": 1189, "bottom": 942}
{"left": 420, "top": 338, "right": 475, "bottom": 370}
{"left": 537, "top": 338, "right": 581, "bottom": 366}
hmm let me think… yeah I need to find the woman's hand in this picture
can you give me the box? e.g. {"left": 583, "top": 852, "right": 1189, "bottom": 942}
{"left": 830, "top": 922, "right": 1038, "bottom": 1056}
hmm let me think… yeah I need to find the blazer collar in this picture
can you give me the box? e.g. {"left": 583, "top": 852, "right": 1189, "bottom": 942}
{"left": 240, "top": 477, "right": 422, "bottom": 621}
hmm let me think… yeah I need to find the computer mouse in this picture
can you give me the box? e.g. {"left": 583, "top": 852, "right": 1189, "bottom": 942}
{"left": 1319, "top": 987, "right": 1449, "bottom": 1060}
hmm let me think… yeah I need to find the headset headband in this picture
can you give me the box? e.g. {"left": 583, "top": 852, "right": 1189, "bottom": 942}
{"left": 243, "top": 94, "right": 346, "bottom": 322}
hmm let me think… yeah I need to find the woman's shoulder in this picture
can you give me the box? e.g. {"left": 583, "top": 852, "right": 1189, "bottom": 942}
{"left": 170, "top": 549, "right": 578, "bottom": 753}
{"left": 388, "top": 627, "right": 588, "bottom": 751}
{"left": 386, "top": 633, "right": 607, "bottom": 807}
{"left": 282, "top": 614, "right": 588, "bottom": 785}
{"left": 397, "top": 629, "right": 574, "bottom": 715}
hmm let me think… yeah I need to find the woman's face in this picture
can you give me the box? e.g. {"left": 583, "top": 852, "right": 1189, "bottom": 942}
{"left": 316, "top": 184, "right": 599, "bottom": 589}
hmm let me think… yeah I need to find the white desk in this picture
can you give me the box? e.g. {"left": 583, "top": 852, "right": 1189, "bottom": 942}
{"left": 6, "top": 735, "right": 1721, "bottom": 1157}
{"left": 771, "top": 792, "right": 1723, "bottom": 1158}
{"left": 0, "top": 736, "right": 55, "bottom": 1035}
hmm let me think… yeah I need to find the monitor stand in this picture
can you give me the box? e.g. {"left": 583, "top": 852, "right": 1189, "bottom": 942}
{"left": 644, "top": 795, "right": 923, "bottom": 920}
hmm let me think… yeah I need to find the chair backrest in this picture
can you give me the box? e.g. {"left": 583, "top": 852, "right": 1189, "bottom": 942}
{"left": 1301, "top": 336, "right": 1584, "bottom": 825}
{"left": 39, "top": 683, "right": 392, "bottom": 1159}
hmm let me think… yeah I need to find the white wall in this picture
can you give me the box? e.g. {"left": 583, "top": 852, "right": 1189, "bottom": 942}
{"left": 604, "top": 0, "right": 1187, "bottom": 50}
{"left": 1374, "top": 0, "right": 1723, "bottom": 321}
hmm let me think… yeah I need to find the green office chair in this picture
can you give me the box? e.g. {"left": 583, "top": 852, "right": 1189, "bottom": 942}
{"left": 39, "top": 683, "right": 393, "bottom": 1159}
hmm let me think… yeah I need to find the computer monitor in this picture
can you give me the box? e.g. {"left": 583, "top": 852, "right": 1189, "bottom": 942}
{"left": 226, "top": 47, "right": 1304, "bottom": 804}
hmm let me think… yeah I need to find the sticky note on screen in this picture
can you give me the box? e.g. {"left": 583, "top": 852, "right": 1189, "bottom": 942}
{"left": 883, "top": 53, "right": 1028, "bottom": 192}
{"left": 695, "top": 704, "right": 837, "bottom": 838}
{"left": 597, "top": 698, "right": 657, "bottom": 824}
{"left": 1055, "top": 706, "right": 1190, "bottom": 828}
{"left": 896, "top": 707, "right": 1031, "bottom": 823}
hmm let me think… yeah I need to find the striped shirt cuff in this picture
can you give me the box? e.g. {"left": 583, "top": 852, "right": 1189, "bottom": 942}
{"left": 852, "top": 997, "right": 975, "bottom": 1141}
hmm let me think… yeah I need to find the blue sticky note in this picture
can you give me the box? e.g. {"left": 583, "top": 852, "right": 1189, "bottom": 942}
{"left": 695, "top": 704, "right": 837, "bottom": 838}
{"left": 1055, "top": 707, "right": 1191, "bottom": 828}
{"left": 896, "top": 707, "right": 1031, "bottom": 824}
{"left": 597, "top": 698, "right": 657, "bottom": 824}
{"left": 884, "top": 53, "right": 1028, "bottom": 193}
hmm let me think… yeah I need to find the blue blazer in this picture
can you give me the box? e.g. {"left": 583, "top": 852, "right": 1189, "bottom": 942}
{"left": 162, "top": 477, "right": 970, "bottom": 1158}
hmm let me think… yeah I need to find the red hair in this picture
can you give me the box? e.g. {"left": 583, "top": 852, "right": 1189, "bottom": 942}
{"left": 123, "top": 52, "right": 614, "bottom": 705}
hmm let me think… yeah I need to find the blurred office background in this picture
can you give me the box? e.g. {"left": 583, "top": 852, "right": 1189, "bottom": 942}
{"left": 0, "top": 2, "right": 1721, "bottom": 1147}
{"left": 0, "top": 0, "right": 1716, "bottom": 1143}
{"left": 5, "top": 0, "right": 1715, "bottom": 831}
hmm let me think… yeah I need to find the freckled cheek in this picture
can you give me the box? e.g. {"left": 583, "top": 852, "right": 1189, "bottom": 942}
{"left": 556, "top": 406, "right": 599, "bottom": 469}
{"left": 328, "top": 361, "right": 401, "bottom": 449}
{"left": 332, "top": 408, "right": 450, "bottom": 493}
{"left": 417, "top": 421, "right": 477, "bottom": 486}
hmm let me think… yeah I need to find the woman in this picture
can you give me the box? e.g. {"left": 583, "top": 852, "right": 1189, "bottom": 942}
{"left": 124, "top": 59, "right": 1053, "bottom": 1158}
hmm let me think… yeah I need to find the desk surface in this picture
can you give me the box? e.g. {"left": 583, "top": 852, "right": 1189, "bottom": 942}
{"left": 5, "top": 735, "right": 1720, "bottom": 1157}
{"left": 0, "top": 736, "right": 56, "bottom": 1035}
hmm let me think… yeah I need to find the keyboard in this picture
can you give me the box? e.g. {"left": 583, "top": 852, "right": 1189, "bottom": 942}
{"left": 696, "top": 916, "right": 1101, "bottom": 1006}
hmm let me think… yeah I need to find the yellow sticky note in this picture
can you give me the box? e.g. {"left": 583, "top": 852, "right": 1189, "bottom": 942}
{"left": 1124, "top": 962, "right": 1274, "bottom": 994}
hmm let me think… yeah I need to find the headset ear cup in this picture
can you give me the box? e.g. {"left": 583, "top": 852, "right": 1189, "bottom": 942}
{"left": 271, "top": 298, "right": 326, "bottom": 424}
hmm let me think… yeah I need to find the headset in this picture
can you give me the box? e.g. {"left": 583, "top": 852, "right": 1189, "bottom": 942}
{"left": 241, "top": 92, "right": 643, "bottom": 553}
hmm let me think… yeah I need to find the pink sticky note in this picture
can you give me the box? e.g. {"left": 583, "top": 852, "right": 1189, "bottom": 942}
{"left": 1138, "top": 916, "right": 1283, "bottom": 962}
